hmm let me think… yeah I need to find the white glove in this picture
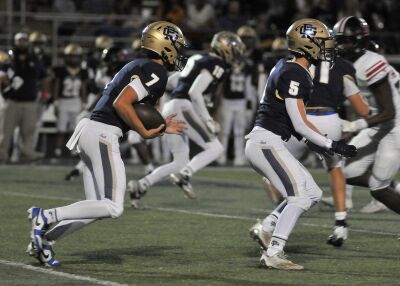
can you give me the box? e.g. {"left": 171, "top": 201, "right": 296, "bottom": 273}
{"left": 205, "top": 119, "right": 220, "bottom": 135}
{"left": 341, "top": 118, "right": 368, "bottom": 133}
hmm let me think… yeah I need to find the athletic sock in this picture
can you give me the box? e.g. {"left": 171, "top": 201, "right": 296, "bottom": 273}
{"left": 180, "top": 166, "right": 193, "bottom": 178}
{"left": 262, "top": 200, "right": 287, "bottom": 233}
{"left": 266, "top": 236, "right": 286, "bottom": 256}
{"left": 334, "top": 211, "right": 347, "bottom": 221}
{"left": 44, "top": 209, "right": 58, "bottom": 224}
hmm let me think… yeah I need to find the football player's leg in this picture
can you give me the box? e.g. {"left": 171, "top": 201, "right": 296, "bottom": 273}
{"left": 219, "top": 99, "right": 234, "bottom": 165}
{"left": 368, "top": 131, "right": 400, "bottom": 214}
{"left": 232, "top": 100, "right": 247, "bottom": 166}
{"left": 19, "top": 102, "right": 39, "bottom": 159}
{"left": 0, "top": 101, "right": 19, "bottom": 161}
{"left": 132, "top": 134, "right": 189, "bottom": 196}
{"left": 179, "top": 106, "right": 223, "bottom": 177}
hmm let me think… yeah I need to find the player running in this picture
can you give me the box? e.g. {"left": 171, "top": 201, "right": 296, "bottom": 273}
{"left": 245, "top": 18, "right": 357, "bottom": 270}
{"left": 26, "top": 21, "right": 187, "bottom": 267}
{"left": 127, "top": 31, "right": 245, "bottom": 207}
{"left": 334, "top": 16, "right": 400, "bottom": 214}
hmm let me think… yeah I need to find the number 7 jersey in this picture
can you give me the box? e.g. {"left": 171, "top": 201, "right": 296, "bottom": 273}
{"left": 255, "top": 58, "right": 313, "bottom": 141}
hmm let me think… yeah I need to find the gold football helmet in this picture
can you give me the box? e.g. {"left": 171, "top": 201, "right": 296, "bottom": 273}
{"left": 210, "top": 31, "right": 246, "bottom": 65}
{"left": 29, "top": 31, "right": 47, "bottom": 44}
{"left": 141, "top": 21, "right": 186, "bottom": 71}
{"left": 286, "top": 18, "right": 334, "bottom": 66}
{"left": 64, "top": 43, "right": 83, "bottom": 56}
{"left": 237, "top": 25, "right": 257, "bottom": 52}
{"left": 95, "top": 35, "right": 114, "bottom": 50}
{"left": 0, "top": 50, "right": 11, "bottom": 64}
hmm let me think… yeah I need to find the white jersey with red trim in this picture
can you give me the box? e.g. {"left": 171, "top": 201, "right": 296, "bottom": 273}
{"left": 354, "top": 50, "right": 400, "bottom": 126}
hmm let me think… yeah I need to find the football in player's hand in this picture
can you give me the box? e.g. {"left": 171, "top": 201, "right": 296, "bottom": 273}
{"left": 134, "top": 103, "right": 166, "bottom": 133}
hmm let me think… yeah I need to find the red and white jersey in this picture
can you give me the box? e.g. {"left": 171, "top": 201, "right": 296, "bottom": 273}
{"left": 354, "top": 50, "right": 400, "bottom": 126}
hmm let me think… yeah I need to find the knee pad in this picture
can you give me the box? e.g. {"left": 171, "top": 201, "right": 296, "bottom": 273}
{"left": 286, "top": 196, "right": 313, "bottom": 211}
{"left": 369, "top": 174, "right": 391, "bottom": 191}
{"left": 105, "top": 199, "right": 124, "bottom": 218}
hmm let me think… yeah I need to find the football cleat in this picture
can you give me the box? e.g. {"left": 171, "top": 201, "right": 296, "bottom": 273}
{"left": 327, "top": 225, "right": 348, "bottom": 247}
{"left": 127, "top": 180, "right": 143, "bottom": 209}
{"left": 260, "top": 251, "right": 304, "bottom": 270}
{"left": 320, "top": 196, "right": 353, "bottom": 210}
{"left": 249, "top": 221, "right": 272, "bottom": 250}
{"left": 359, "top": 198, "right": 388, "bottom": 213}
{"left": 169, "top": 173, "right": 196, "bottom": 199}
{"left": 26, "top": 240, "right": 61, "bottom": 267}
{"left": 28, "top": 207, "right": 49, "bottom": 251}
{"left": 64, "top": 168, "right": 80, "bottom": 181}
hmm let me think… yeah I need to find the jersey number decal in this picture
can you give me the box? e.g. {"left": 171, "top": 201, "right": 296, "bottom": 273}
{"left": 212, "top": 65, "right": 224, "bottom": 79}
{"left": 145, "top": 73, "right": 159, "bottom": 87}
{"left": 230, "top": 73, "right": 245, "bottom": 92}
{"left": 288, "top": 80, "right": 299, "bottom": 96}
{"left": 62, "top": 78, "right": 82, "bottom": 98}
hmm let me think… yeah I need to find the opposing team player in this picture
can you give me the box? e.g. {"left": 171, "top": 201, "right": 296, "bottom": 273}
{"left": 127, "top": 31, "right": 245, "bottom": 207}
{"left": 251, "top": 56, "right": 369, "bottom": 248}
{"left": 53, "top": 43, "right": 88, "bottom": 157}
{"left": 26, "top": 21, "right": 187, "bottom": 266}
{"left": 245, "top": 18, "right": 357, "bottom": 270}
{"left": 334, "top": 16, "right": 400, "bottom": 214}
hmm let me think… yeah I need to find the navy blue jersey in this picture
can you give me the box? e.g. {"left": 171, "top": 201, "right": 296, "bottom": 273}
{"left": 91, "top": 58, "right": 167, "bottom": 133}
{"left": 171, "top": 54, "right": 229, "bottom": 100}
{"left": 53, "top": 66, "right": 88, "bottom": 99}
{"left": 224, "top": 64, "right": 248, "bottom": 100}
{"left": 255, "top": 58, "right": 313, "bottom": 141}
{"left": 308, "top": 57, "right": 356, "bottom": 110}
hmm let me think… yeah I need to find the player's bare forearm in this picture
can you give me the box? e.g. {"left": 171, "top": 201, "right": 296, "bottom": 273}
{"left": 348, "top": 93, "right": 369, "bottom": 118}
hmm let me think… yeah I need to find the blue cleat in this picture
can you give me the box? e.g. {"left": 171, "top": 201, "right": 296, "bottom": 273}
{"left": 28, "top": 207, "right": 49, "bottom": 251}
{"left": 26, "top": 240, "right": 61, "bottom": 267}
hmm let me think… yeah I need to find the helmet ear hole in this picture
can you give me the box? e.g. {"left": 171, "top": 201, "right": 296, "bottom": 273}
{"left": 165, "top": 47, "right": 171, "bottom": 52}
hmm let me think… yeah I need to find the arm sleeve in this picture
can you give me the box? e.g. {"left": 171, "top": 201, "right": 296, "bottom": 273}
{"left": 128, "top": 76, "right": 148, "bottom": 101}
{"left": 166, "top": 71, "right": 180, "bottom": 91}
{"left": 188, "top": 69, "right": 214, "bottom": 121}
{"left": 285, "top": 98, "right": 332, "bottom": 148}
{"left": 343, "top": 75, "right": 360, "bottom": 97}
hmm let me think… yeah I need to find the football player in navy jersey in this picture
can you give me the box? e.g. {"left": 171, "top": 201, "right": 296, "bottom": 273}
{"left": 252, "top": 57, "right": 369, "bottom": 248}
{"left": 127, "top": 31, "right": 245, "bottom": 207}
{"left": 53, "top": 43, "right": 88, "bottom": 157}
{"left": 244, "top": 18, "right": 357, "bottom": 270}
{"left": 26, "top": 21, "right": 187, "bottom": 267}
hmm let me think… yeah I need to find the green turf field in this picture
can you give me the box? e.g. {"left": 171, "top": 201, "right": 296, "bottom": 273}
{"left": 0, "top": 165, "right": 399, "bottom": 286}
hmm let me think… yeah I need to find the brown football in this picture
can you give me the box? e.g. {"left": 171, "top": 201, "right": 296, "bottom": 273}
{"left": 134, "top": 103, "right": 166, "bottom": 133}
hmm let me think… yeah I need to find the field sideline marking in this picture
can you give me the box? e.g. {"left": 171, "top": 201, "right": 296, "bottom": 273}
{"left": 1, "top": 191, "right": 398, "bottom": 237}
{"left": 0, "top": 259, "right": 131, "bottom": 286}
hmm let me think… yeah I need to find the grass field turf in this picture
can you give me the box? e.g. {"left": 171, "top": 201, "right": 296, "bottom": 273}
{"left": 0, "top": 165, "right": 399, "bottom": 286}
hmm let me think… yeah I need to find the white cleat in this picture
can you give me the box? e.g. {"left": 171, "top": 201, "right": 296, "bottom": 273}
{"left": 249, "top": 221, "right": 272, "bottom": 250}
{"left": 169, "top": 173, "right": 196, "bottom": 199}
{"left": 359, "top": 198, "right": 388, "bottom": 213}
{"left": 320, "top": 196, "right": 353, "bottom": 210}
{"left": 327, "top": 225, "right": 348, "bottom": 247}
{"left": 260, "top": 251, "right": 304, "bottom": 270}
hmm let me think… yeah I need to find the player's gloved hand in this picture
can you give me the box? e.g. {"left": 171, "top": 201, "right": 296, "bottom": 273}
{"left": 330, "top": 139, "right": 358, "bottom": 158}
{"left": 205, "top": 119, "right": 220, "bottom": 135}
{"left": 305, "top": 140, "right": 333, "bottom": 159}
{"left": 341, "top": 119, "right": 367, "bottom": 133}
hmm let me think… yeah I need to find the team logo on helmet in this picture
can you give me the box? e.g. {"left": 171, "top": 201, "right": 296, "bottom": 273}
{"left": 163, "top": 26, "right": 180, "bottom": 43}
{"left": 299, "top": 24, "right": 317, "bottom": 38}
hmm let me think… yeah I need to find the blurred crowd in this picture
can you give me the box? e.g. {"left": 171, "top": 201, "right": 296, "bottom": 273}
{"left": 0, "top": 0, "right": 400, "bottom": 166}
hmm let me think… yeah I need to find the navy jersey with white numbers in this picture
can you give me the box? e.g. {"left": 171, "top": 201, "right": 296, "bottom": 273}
{"left": 53, "top": 66, "right": 88, "bottom": 99}
{"left": 171, "top": 54, "right": 229, "bottom": 100}
{"left": 308, "top": 57, "right": 356, "bottom": 110}
{"left": 91, "top": 58, "right": 167, "bottom": 133}
{"left": 224, "top": 63, "right": 249, "bottom": 100}
{"left": 255, "top": 58, "right": 313, "bottom": 141}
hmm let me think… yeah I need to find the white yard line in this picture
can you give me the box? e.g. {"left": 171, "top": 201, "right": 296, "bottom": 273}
{"left": 1, "top": 191, "right": 398, "bottom": 237}
{"left": 0, "top": 259, "right": 131, "bottom": 286}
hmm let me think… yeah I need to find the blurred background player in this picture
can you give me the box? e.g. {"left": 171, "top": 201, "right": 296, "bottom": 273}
{"left": 334, "top": 16, "right": 400, "bottom": 215}
{"left": 127, "top": 31, "right": 245, "bottom": 207}
{"left": 0, "top": 32, "right": 46, "bottom": 163}
{"left": 218, "top": 25, "right": 259, "bottom": 166}
{"left": 0, "top": 50, "right": 13, "bottom": 145}
{"left": 53, "top": 43, "right": 88, "bottom": 158}
{"left": 245, "top": 18, "right": 357, "bottom": 270}
{"left": 27, "top": 21, "right": 187, "bottom": 267}
{"left": 251, "top": 56, "right": 369, "bottom": 248}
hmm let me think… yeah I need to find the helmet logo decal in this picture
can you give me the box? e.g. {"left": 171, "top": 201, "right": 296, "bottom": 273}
{"left": 163, "top": 26, "right": 179, "bottom": 43}
{"left": 299, "top": 24, "right": 317, "bottom": 38}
